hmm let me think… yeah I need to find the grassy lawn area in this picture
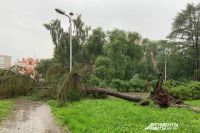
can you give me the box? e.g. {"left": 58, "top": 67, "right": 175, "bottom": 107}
{"left": 0, "top": 100, "right": 13, "bottom": 122}
{"left": 185, "top": 100, "right": 200, "bottom": 107}
{"left": 48, "top": 99, "right": 200, "bottom": 133}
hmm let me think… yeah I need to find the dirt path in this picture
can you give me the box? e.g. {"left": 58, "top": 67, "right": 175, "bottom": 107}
{"left": 0, "top": 99, "right": 65, "bottom": 133}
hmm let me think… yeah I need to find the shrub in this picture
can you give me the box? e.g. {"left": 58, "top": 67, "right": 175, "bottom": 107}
{"left": 94, "top": 66, "right": 113, "bottom": 83}
{"left": 94, "top": 56, "right": 114, "bottom": 83}
{"left": 89, "top": 75, "right": 107, "bottom": 88}
{"left": 109, "top": 79, "right": 130, "bottom": 92}
{"left": 163, "top": 80, "right": 183, "bottom": 89}
{"left": 95, "top": 56, "right": 111, "bottom": 68}
{"left": 169, "top": 81, "right": 200, "bottom": 100}
{"left": 128, "top": 76, "right": 145, "bottom": 92}
{"left": 88, "top": 75, "right": 108, "bottom": 98}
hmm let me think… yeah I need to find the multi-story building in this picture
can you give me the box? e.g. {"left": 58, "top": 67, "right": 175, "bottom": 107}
{"left": 0, "top": 55, "right": 12, "bottom": 69}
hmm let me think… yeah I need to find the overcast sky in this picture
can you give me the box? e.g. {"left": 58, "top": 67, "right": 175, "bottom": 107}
{"left": 0, "top": 0, "right": 199, "bottom": 60}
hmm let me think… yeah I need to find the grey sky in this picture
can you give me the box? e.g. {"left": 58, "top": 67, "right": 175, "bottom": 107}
{"left": 0, "top": 0, "right": 199, "bottom": 59}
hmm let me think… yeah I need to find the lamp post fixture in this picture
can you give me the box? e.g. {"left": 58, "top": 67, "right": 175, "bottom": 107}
{"left": 55, "top": 8, "right": 73, "bottom": 72}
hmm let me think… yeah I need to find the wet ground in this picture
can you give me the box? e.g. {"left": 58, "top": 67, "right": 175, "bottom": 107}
{"left": 0, "top": 99, "right": 65, "bottom": 133}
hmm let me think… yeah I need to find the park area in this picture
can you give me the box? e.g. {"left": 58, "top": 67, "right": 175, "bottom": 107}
{"left": 0, "top": 1, "right": 200, "bottom": 133}
{"left": 0, "top": 68, "right": 200, "bottom": 132}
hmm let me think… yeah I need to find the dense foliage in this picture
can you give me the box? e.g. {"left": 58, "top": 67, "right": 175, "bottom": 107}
{"left": 35, "top": 3, "right": 200, "bottom": 101}
{"left": 0, "top": 70, "right": 36, "bottom": 98}
{"left": 168, "top": 3, "right": 200, "bottom": 80}
{"left": 166, "top": 81, "right": 200, "bottom": 100}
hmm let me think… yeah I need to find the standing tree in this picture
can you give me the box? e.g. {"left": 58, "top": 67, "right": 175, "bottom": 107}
{"left": 86, "top": 28, "right": 106, "bottom": 62}
{"left": 168, "top": 3, "right": 200, "bottom": 80}
{"left": 44, "top": 15, "right": 91, "bottom": 68}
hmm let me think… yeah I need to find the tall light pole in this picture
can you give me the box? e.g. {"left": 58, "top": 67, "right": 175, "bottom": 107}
{"left": 55, "top": 8, "right": 73, "bottom": 72}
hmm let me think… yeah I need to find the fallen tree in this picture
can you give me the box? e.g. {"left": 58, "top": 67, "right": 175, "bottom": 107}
{"left": 59, "top": 72, "right": 183, "bottom": 108}
{"left": 83, "top": 88, "right": 143, "bottom": 102}
{"left": 0, "top": 66, "right": 37, "bottom": 99}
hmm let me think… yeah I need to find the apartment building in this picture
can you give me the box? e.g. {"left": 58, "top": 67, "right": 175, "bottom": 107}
{"left": 0, "top": 55, "right": 12, "bottom": 69}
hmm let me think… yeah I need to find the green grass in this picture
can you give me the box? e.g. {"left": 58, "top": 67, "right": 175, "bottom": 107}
{"left": 185, "top": 100, "right": 200, "bottom": 107}
{"left": 49, "top": 99, "right": 200, "bottom": 133}
{"left": 0, "top": 100, "right": 13, "bottom": 122}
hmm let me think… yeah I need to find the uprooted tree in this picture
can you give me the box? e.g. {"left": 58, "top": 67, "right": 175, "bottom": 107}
{"left": 0, "top": 65, "right": 37, "bottom": 99}
{"left": 58, "top": 72, "right": 183, "bottom": 108}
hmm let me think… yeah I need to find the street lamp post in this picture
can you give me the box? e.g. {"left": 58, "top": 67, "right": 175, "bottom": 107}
{"left": 55, "top": 8, "right": 73, "bottom": 72}
{"left": 164, "top": 48, "right": 167, "bottom": 81}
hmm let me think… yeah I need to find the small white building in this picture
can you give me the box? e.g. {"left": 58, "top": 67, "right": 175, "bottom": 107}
{"left": 0, "top": 55, "right": 12, "bottom": 69}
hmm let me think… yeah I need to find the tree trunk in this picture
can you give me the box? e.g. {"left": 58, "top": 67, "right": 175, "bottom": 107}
{"left": 83, "top": 88, "right": 143, "bottom": 102}
{"left": 63, "top": 72, "right": 182, "bottom": 108}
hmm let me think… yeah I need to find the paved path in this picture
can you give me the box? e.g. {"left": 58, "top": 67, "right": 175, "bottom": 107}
{"left": 0, "top": 99, "right": 65, "bottom": 133}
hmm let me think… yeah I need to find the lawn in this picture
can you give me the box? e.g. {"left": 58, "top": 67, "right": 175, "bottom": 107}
{"left": 48, "top": 99, "right": 200, "bottom": 133}
{"left": 0, "top": 100, "right": 13, "bottom": 122}
{"left": 185, "top": 100, "right": 200, "bottom": 107}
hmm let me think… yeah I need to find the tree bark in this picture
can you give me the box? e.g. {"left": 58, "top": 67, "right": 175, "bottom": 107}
{"left": 83, "top": 88, "right": 143, "bottom": 102}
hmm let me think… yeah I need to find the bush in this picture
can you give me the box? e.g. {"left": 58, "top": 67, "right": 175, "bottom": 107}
{"left": 128, "top": 76, "right": 145, "bottom": 92}
{"left": 95, "top": 56, "right": 111, "bottom": 68}
{"left": 109, "top": 79, "right": 130, "bottom": 92}
{"left": 163, "top": 80, "right": 183, "bottom": 89}
{"left": 168, "top": 81, "right": 200, "bottom": 100}
{"left": 94, "top": 66, "right": 113, "bottom": 83}
{"left": 88, "top": 75, "right": 108, "bottom": 98}
{"left": 94, "top": 56, "right": 114, "bottom": 83}
{"left": 89, "top": 75, "right": 107, "bottom": 88}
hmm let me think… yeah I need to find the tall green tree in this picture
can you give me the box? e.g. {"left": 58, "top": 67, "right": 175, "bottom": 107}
{"left": 168, "top": 3, "right": 200, "bottom": 80}
{"left": 105, "top": 29, "right": 143, "bottom": 80}
{"left": 125, "top": 32, "right": 143, "bottom": 79}
{"left": 44, "top": 15, "right": 91, "bottom": 68}
{"left": 106, "top": 29, "right": 128, "bottom": 79}
{"left": 86, "top": 27, "right": 106, "bottom": 62}
{"left": 44, "top": 20, "right": 69, "bottom": 66}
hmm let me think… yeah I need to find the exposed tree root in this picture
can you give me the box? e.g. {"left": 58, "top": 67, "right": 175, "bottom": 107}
{"left": 150, "top": 73, "right": 182, "bottom": 107}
